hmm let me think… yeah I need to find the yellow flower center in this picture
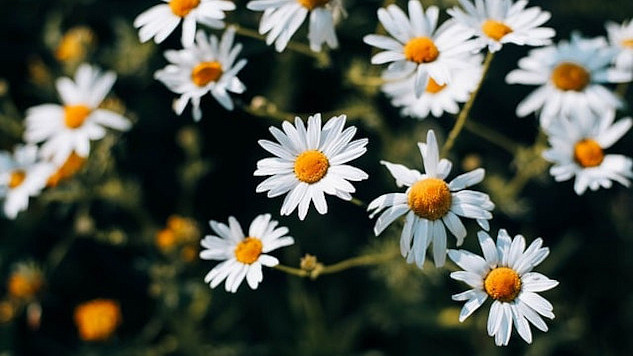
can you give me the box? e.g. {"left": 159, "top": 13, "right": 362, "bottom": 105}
{"left": 297, "top": 0, "right": 330, "bottom": 10}
{"left": 74, "top": 299, "right": 122, "bottom": 342}
{"left": 191, "top": 61, "right": 223, "bottom": 87}
{"left": 481, "top": 20, "right": 513, "bottom": 41}
{"left": 408, "top": 178, "right": 452, "bottom": 220}
{"left": 573, "top": 138, "right": 604, "bottom": 168}
{"left": 551, "top": 62, "right": 591, "bottom": 91}
{"left": 484, "top": 267, "right": 522, "bottom": 302}
{"left": 64, "top": 105, "right": 91, "bottom": 129}
{"left": 47, "top": 152, "right": 86, "bottom": 187}
{"left": 622, "top": 38, "right": 633, "bottom": 48}
{"left": 294, "top": 150, "right": 330, "bottom": 184}
{"left": 8, "top": 170, "right": 26, "bottom": 189}
{"left": 234, "top": 237, "right": 263, "bottom": 264}
{"left": 8, "top": 272, "right": 44, "bottom": 300}
{"left": 169, "top": 0, "right": 200, "bottom": 17}
{"left": 404, "top": 37, "right": 440, "bottom": 64}
{"left": 425, "top": 77, "right": 447, "bottom": 94}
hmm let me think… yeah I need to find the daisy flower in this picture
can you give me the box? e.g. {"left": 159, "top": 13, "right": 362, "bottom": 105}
{"left": 133, "top": 0, "right": 235, "bottom": 47}
{"left": 363, "top": 0, "right": 479, "bottom": 98}
{"left": 246, "top": 0, "right": 345, "bottom": 52}
{"left": 0, "top": 145, "right": 55, "bottom": 219}
{"left": 449, "top": 229, "right": 558, "bottom": 346}
{"left": 506, "top": 33, "right": 632, "bottom": 127}
{"left": 24, "top": 64, "right": 132, "bottom": 165}
{"left": 606, "top": 19, "right": 633, "bottom": 72}
{"left": 381, "top": 55, "right": 483, "bottom": 119}
{"left": 254, "top": 114, "right": 368, "bottom": 220}
{"left": 200, "top": 214, "right": 295, "bottom": 293}
{"left": 368, "top": 130, "right": 494, "bottom": 268}
{"left": 154, "top": 28, "right": 247, "bottom": 121}
{"left": 542, "top": 110, "right": 633, "bottom": 195}
{"left": 447, "top": 0, "right": 555, "bottom": 53}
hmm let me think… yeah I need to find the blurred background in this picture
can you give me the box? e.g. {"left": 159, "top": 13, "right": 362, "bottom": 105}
{"left": 0, "top": 0, "right": 632, "bottom": 354}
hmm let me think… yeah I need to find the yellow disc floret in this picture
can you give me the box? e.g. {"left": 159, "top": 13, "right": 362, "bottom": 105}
{"left": 408, "top": 178, "right": 452, "bottom": 220}
{"left": 484, "top": 267, "right": 522, "bottom": 303}
{"left": 8, "top": 170, "right": 26, "bottom": 189}
{"left": 191, "top": 61, "right": 223, "bottom": 87}
{"left": 551, "top": 62, "right": 591, "bottom": 91}
{"left": 234, "top": 237, "right": 263, "bottom": 264}
{"left": 169, "top": 0, "right": 200, "bottom": 17}
{"left": 64, "top": 105, "right": 91, "bottom": 129}
{"left": 47, "top": 152, "right": 86, "bottom": 187}
{"left": 574, "top": 138, "right": 604, "bottom": 168}
{"left": 481, "top": 20, "right": 513, "bottom": 41}
{"left": 74, "top": 299, "right": 122, "bottom": 341}
{"left": 297, "top": 0, "right": 330, "bottom": 10}
{"left": 7, "top": 265, "right": 44, "bottom": 300}
{"left": 404, "top": 37, "right": 440, "bottom": 64}
{"left": 622, "top": 39, "right": 633, "bottom": 48}
{"left": 294, "top": 150, "right": 330, "bottom": 184}
{"left": 425, "top": 77, "right": 447, "bottom": 94}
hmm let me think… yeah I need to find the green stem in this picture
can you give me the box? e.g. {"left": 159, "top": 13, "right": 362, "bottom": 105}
{"left": 463, "top": 120, "right": 522, "bottom": 155}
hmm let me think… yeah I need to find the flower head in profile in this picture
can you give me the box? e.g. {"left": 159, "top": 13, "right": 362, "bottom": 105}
{"left": 200, "top": 214, "right": 295, "bottom": 293}
{"left": 543, "top": 110, "right": 632, "bottom": 195}
{"left": 154, "top": 28, "right": 247, "bottom": 121}
{"left": 246, "top": 0, "right": 345, "bottom": 52}
{"left": 506, "top": 33, "right": 632, "bottom": 127}
{"left": 74, "top": 299, "right": 122, "bottom": 341}
{"left": 368, "top": 130, "right": 494, "bottom": 268}
{"left": 24, "top": 64, "right": 131, "bottom": 165}
{"left": 363, "top": 0, "right": 479, "bottom": 98}
{"left": 449, "top": 230, "right": 558, "bottom": 346}
{"left": 606, "top": 19, "right": 633, "bottom": 72}
{"left": 448, "top": 0, "right": 555, "bottom": 53}
{"left": 0, "top": 145, "right": 54, "bottom": 219}
{"left": 134, "top": 0, "right": 235, "bottom": 46}
{"left": 254, "top": 114, "right": 368, "bottom": 220}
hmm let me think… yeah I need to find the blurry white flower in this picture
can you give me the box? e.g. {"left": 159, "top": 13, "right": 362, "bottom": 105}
{"left": 154, "top": 28, "right": 247, "bottom": 121}
{"left": 200, "top": 214, "right": 294, "bottom": 293}
{"left": 606, "top": 19, "right": 633, "bottom": 72}
{"left": 0, "top": 145, "right": 54, "bottom": 219}
{"left": 254, "top": 114, "right": 368, "bottom": 220}
{"left": 368, "top": 130, "right": 494, "bottom": 268}
{"left": 449, "top": 230, "right": 558, "bottom": 346}
{"left": 542, "top": 110, "right": 632, "bottom": 195}
{"left": 24, "top": 64, "right": 131, "bottom": 165}
{"left": 448, "top": 0, "right": 555, "bottom": 53}
{"left": 246, "top": 0, "right": 345, "bottom": 52}
{"left": 134, "top": 0, "right": 235, "bottom": 46}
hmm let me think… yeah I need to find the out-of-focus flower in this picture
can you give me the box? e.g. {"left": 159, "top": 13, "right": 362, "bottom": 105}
{"left": 246, "top": 0, "right": 345, "bottom": 52}
{"left": 74, "top": 299, "right": 122, "bottom": 342}
{"left": 46, "top": 152, "right": 86, "bottom": 187}
{"left": 7, "top": 261, "right": 44, "bottom": 300}
{"left": 0, "top": 145, "right": 54, "bottom": 219}
{"left": 155, "top": 215, "right": 200, "bottom": 255}
{"left": 134, "top": 0, "right": 235, "bottom": 46}
{"left": 506, "top": 33, "right": 632, "bottom": 127}
{"left": 448, "top": 0, "right": 555, "bottom": 53}
{"left": 200, "top": 214, "right": 295, "bottom": 293}
{"left": 449, "top": 230, "right": 558, "bottom": 346}
{"left": 254, "top": 114, "right": 368, "bottom": 220}
{"left": 24, "top": 64, "right": 132, "bottom": 165}
{"left": 368, "top": 130, "right": 494, "bottom": 268}
{"left": 606, "top": 19, "right": 633, "bottom": 72}
{"left": 0, "top": 301, "right": 15, "bottom": 323}
{"left": 363, "top": 0, "right": 479, "bottom": 98}
{"left": 154, "top": 28, "right": 246, "bottom": 121}
{"left": 55, "top": 26, "right": 96, "bottom": 64}
{"left": 542, "top": 110, "right": 632, "bottom": 195}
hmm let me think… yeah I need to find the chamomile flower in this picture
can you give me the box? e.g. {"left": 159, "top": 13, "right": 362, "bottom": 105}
{"left": 381, "top": 55, "right": 483, "bottom": 119}
{"left": 0, "top": 145, "right": 54, "bottom": 219}
{"left": 246, "top": 0, "right": 345, "bottom": 52}
{"left": 542, "top": 110, "right": 633, "bottom": 195}
{"left": 363, "top": 0, "right": 479, "bottom": 98}
{"left": 368, "top": 130, "right": 494, "bottom": 268}
{"left": 447, "top": 0, "right": 555, "bottom": 53}
{"left": 154, "top": 28, "right": 247, "bottom": 121}
{"left": 24, "top": 64, "right": 132, "bottom": 165}
{"left": 200, "top": 214, "right": 295, "bottom": 293}
{"left": 506, "top": 33, "right": 632, "bottom": 127}
{"left": 449, "top": 230, "right": 558, "bottom": 346}
{"left": 606, "top": 19, "right": 633, "bottom": 72}
{"left": 254, "top": 114, "right": 368, "bottom": 220}
{"left": 134, "top": 0, "right": 235, "bottom": 47}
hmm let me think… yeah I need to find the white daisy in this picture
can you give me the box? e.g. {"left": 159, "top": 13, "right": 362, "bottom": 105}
{"left": 449, "top": 229, "right": 558, "bottom": 346}
{"left": 368, "top": 130, "right": 494, "bottom": 268}
{"left": 0, "top": 145, "right": 55, "bottom": 219}
{"left": 542, "top": 109, "right": 633, "bottom": 195}
{"left": 254, "top": 114, "right": 368, "bottom": 220}
{"left": 246, "top": 0, "right": 345, "bottom": 52}
{"left": 606, "top": 19, "right": 633, "bottom": 72}
{"left": 381, "top": 54, "right": 483, "bottom": 119}
{"left": 24, "top": 64, "right": 132, "bottom": 165}
{"left": 506, "top": 33, "right": 632, "bottom": 127}
{"left": 200, "top": 214, "right": 295, "bottom": 293}
{"left": 447, "top": 0, "right": 555, "bottom": 53}
{"left": 154, "top": 27, "right": 247, "bottom": 121}
{"left": 363, "top": 0, "right": 479, "bottom": 98}
{"left": 134, "top": 0, "right": 235, "bottom": 47}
